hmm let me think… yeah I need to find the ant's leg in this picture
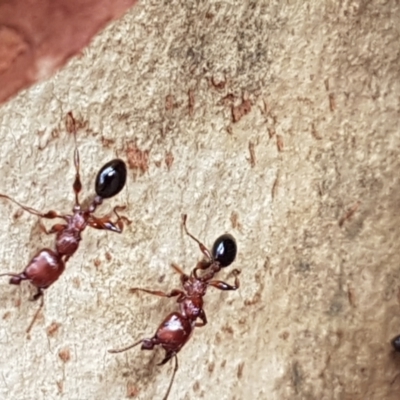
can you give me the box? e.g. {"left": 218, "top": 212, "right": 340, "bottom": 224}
{"left": 26, "top": 288, "right": 45, "bottom": 334}
{"left": 192, "top": 260, "right": 213, "bottom": 279}
{"left": 207, "top": 269, "right": 240, "bottom": 291}
{"left": 195, "top": 309, "right": 207, "bottom": 328}
{"left": 0, "top": 272, "right": 26, "bottom": 284}
{"left": 0, "top": 194, "right": 66, "bottom": 221}
{"left": 129, "top": 287, "right": 185, "bottom": 301}
{"left": 108, "top": 338, "right": 144, "bottom": 354}
{"left": 88, "top": 206, "right": 130, "bottom": 233}
{"left": 39, "top": 221, "right": 66, "bottom": 235}
{"left": 162, "top": 354, "right": 178, "bottom": 400}
{"left": 109, "top": 336, "right": 159, "bottom": 354}
{"left": 182, "top": 214, "right": 212, "bottom": 260}
{"left": 171, "top": 263, "right": 189, "bottom": 284}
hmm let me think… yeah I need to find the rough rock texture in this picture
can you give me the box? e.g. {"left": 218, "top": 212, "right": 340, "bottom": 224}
{"left": 0, "top": 1, "right": 399, "bottom": 400}
{"left": 0, "top": 0, "right": 138, "bottom": 104}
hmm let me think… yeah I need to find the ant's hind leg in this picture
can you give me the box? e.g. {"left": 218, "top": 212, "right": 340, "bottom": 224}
{"left": 162, "top": 354, "right": 178, "bottom": 400}
{"left": 108, "top": 338, "right": 144, "bottom": 354}
{"left": 182, "top": 214, "right": 212, "bottom": 260}
{"left": 26, "top": 289, "right": 45, "bottom": 334}
{"left": 109, "top": 337, "right": 158, "bottom": 354}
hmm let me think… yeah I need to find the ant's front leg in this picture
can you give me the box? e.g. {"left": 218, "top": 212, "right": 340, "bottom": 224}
{"left": 208, "top": 269, "right": 241, "bottom": 291}
{"left": 129, "top": 287, "right": 185, "bottom": 301}
{"left": 88, "top": 206, "right": 130, "bottom": 233}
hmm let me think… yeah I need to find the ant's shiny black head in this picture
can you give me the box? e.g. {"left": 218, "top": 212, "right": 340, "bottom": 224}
{"left": 392, "top": 335, "right": 400, "bottom": 352}
{"left": 212, "top": 234, "right": 237, "bottom": 267}
{"left": 95, "top": 159, "right": 127, "bottom": 199}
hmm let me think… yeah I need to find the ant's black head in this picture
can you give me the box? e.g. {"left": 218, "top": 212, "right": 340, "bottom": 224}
{"left": 391, "top": 335, "right": 400, "bottom": 352}
{"left": 95, "top": 159, "right": 127, "bottom": 199}
{"left": 212, "top": 234, "right": 237, "bottom": 267}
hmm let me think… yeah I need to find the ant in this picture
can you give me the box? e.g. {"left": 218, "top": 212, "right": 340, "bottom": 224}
{"left": 0, "top": 112, "right": 128, "bottom": 333}
{"left": 109, "top": 214, "right": 240, "bottom": 400}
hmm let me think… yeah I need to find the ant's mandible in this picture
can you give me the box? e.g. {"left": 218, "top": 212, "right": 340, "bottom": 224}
{"left": 109, "top": 214, "right": 240, "bottom": 400}
{"left": 0, "top": 112, "right": 128, "bottom": 333}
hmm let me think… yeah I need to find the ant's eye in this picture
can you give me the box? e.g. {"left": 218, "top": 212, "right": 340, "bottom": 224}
{"left": 392, "top": 335, "right": 400, "bottom": 352}
{"left": 95, "top": 159, "right": 127, "bottom": 199}
{"left": 212, "top": 234, "right": 237, "bottom": 267}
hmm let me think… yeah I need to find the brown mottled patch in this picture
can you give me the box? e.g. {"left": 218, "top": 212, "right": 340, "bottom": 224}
{"left": 230, "top": 211, "right": 242, "bottom": 230}
{"left": 271, "top": 171, "right": 280, "bottom": 200}
{"left": 193, "top": 380, "right": 200, "bottom": 392}
{"left": 2, "top": 311, "right": 11, "bottom": 320}
{"left": 248, "top": 141, "right": 256, "bottom": 167}
{"left": 58, "top": 348, "right": 71, "bottom": 363}
{"left": 222, "top": 324, "right": 234, "bottom": 335}
{"left": 338, "top": 201, "right": 360, "bottom": 227}
{"left": 165, "top": 94, "right": 177, "bottom": 111}
{"left": 237, "top": 362, "right": 244, "bottom": 379}
{"left": 232, "top": 98, "right": 251, "bottom": 123}
{"left": 311, "top": 123, "right": 322, "bottom": 140}
{"left": 347, "top": 286, "right": 356, "bottom": 307}
{"left": 210, "top": 74, "right": 227, "bottom": 90}
{"left": 188, "top": 89, "right": 195, "bottom": 116}
{"left": 165, "top": 151, "right": 174, "bottom": 171}
{"left": 13, "top": 209, "right": 23, "bottom": 219}
{"left": 220, "top": 359, "right": 226, "bottom": 368}
{"left": 65, "top": 112, "right": 77, "bottom": 134}
{"left": 14, "top": 298, "right": 21, "bottom": 308}
{"left": 276, "top": 135, "right": 284, "bottom": 152}
{"left": 126, "top": 141, "right": 150, "bottom": 174}
{"left": 46, "top": 321, "right": 60, "bottom": 337}
{"left": 105, "top": 252, "right": 112, "bottom": 261}
{"left": 126, "top": 382, "right": 139, "bottom": 397}
{"left": 51, "top": 128, "right": 60, "bottom": 139}
{"left": 101, "top": 137, "right": 115, "bottom": 148}
{"left": 280, "top": 331, "right": 290, "bottom": 340}
{"left": 208, "top": 361, "right": 215, "bottom": 374}
{"left": 329, "top": 93, "right": 336, "bottom": 111}
{"left": 56, "top": 380, "right": 63, "bottom": 394}
{"left": 94, "top": 258, "right": 101, "bottom": 268}
{"left": 268, "top": 127, "right": 275, "bottom": 138}
{"left": 72, "top": 277, "right": 80, "bottom": 289}
{"left": 220, "top": 93, "right": 235, "bottom": 106}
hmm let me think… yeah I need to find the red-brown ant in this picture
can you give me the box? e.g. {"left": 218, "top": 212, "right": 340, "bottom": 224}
{"left": 0, "top": 113, "right": 128, "bottom": 333}
{"left": 109, "top": 214, "right": 240, "bottom": 400}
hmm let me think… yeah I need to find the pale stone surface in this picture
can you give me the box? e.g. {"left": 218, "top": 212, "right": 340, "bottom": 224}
{"left": 0, "top": 1, "right": 399, "bottom": 399}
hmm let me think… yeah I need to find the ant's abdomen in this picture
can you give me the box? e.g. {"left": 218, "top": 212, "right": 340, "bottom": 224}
{"left": 25, "top": 249, "right": 65, "bottom": 288}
